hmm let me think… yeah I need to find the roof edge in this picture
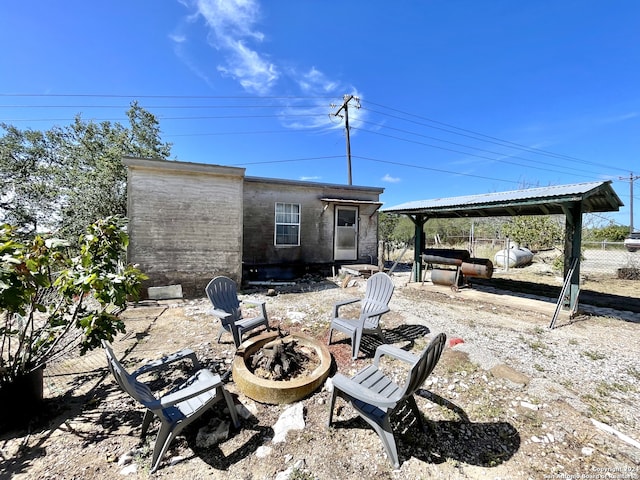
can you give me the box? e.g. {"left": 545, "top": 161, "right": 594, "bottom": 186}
{"left": 123, "top": 157, "right": 246, "bottom": 177}
{"left": 245, "top": 175, "right": 384, "bottom": 193}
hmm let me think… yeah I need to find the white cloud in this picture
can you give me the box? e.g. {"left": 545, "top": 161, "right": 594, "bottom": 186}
{"left": 175, "top": 0, "right": 365, "bottom": 129}
{"left": 216, "top": 39, "right": 278, "bottom": 95}
{"left": 169, "top": 33, "right": 187, "bottom": 43}
{"left": 169, "top": 27, "right": 216, "bottom": 88}
{"left": 300, "top": 175, "right": 321, "bottom": 181}
{"left": 176, "top": 0, "right": 278, "bottom": 94}
{"left": 382, "top": 174, "right": 401, "bottom": 183}
{"left": 280, "top": 85, "right": 365, "bottom": 131}
{"left": 297, "top": 67, "right": 338, "bottom": 93}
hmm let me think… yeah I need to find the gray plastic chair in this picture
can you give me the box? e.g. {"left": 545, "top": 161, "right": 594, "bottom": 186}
{"left": 205, "top": 276, "right": 271, "bottom": 348}
{"left": 102, "top": 341, "right": 240, "bottom": 473}
{"left": 328, "top": 272, "right": 395, "bottom": 359}
{"left": 327, "top": 333, "right": 447, "bottom": 468}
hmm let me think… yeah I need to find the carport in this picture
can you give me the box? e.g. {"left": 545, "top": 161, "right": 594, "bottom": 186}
{"left": 381, "top": 181, "right": 623, "bottom": 319}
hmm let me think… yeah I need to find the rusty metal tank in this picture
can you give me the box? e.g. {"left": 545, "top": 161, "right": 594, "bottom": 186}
{"left": 422, "top": 248, "right": 471, "bottom": 266}
{"left": 430, "top": 268, "right": 463, "bottom": 287}
{"left": 461, "top": 258, "right": 494, "bottom": 279}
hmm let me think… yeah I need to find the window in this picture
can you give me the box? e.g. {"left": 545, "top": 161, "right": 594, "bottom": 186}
{"left": 275, "top": 203, "right": 300, "bottom": 246}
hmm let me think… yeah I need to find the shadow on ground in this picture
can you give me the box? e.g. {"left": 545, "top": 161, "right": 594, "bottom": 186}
{"left": 357, "top": 324, "right": 432, "bottom": 358}
{"left": 331, "top": 391, "right": 520, "bottom": 468}
{"left": 182, "top": 411, "right": 275, "bottom": 472}
{"left": 0, "top": 381, "right": 112, "bottom": 476}
{"left": 472, "top": 277, "right": 640, "bottom": 315}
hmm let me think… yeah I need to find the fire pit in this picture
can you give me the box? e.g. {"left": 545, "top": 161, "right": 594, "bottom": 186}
{"left": 232, "top": 331, "right": 332, "bottom": 404}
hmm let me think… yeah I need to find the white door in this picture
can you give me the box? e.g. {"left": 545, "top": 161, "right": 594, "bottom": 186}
{"left": 334, "top": 206, "right": 358, "bottom": 260}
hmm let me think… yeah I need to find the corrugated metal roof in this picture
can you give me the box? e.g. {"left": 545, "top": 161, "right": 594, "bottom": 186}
{"left": 382, "top": 181, "right": 623, "bottom": 218}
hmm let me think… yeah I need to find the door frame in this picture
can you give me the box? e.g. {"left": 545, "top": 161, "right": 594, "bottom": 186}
{"left": 334, "top": 205, "right": 359, "bottom": 261}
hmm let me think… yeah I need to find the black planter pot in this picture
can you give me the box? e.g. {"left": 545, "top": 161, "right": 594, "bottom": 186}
{"left": 0, "top": 367, "right": 44, "bottom": 429}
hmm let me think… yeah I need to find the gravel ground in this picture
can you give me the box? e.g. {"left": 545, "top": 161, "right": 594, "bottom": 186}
{"left": 2, "top": 270, "right": 640, "bottom": 480}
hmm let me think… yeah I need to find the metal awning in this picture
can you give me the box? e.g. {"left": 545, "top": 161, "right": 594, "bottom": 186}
{"left": 381, "top": 181, "right": 623, "bottom": 218}
{"left": 320, "top": 198, "right": 383, "bottom": 216}
{"left": 380, "top": 181, "right": 624, "bottom": 323}
{"left": 321, "top": 197, "right": 383, "bottom": 206}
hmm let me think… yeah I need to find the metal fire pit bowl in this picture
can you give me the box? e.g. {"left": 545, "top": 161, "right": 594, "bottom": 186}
{"left": 232, "top": 331, "right": 332, "bottom": 404}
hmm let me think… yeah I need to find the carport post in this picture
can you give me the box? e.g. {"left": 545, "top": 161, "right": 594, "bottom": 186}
{"left": 563, "top": 202, "right": 583, "bottom": 311}
{"left": 411, "top": 214, "right": 428, "bottom": 282}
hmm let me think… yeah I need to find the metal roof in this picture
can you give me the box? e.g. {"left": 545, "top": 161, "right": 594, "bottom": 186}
{"left": 381, "top": 181, "right": 623, "bottom": 218}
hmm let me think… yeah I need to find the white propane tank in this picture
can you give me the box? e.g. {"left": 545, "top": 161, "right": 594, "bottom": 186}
{"left": 494, "top": 246, "right": 533, "bottom": 268}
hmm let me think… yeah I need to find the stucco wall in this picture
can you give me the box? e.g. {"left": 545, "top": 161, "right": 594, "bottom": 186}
{"left": 125, "top": 158, "right": 245, "bottom": 297}
{"left": 242, "top": 178, "right": 382, "bottom": 268}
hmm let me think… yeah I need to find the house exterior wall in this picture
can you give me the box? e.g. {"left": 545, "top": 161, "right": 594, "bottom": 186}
{"left": 242, "top": 177, "right": 383, "bottom": 275}
{"left": 124, "top": 157, "right": 245, "bottom": 297}
{"left": 124, "top": 157, "right": 384, "bottom": 296}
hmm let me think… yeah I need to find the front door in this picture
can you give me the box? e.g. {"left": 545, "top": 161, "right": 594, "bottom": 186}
{"left": 334, "top": 206, "right": 358, "bottom": 261}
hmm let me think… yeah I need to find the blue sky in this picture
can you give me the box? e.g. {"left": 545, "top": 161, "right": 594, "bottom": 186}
{"left": 1, "top": 1, "right": 639, "bottom": 229}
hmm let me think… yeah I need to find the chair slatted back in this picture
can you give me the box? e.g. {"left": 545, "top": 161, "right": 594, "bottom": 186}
{"left": 205, "top": 276, "right": 242, "bottom": 323}
{"left": 360, "top": 272, "right": 395, "bottom": 325}
{"left": 103, "top": 342, "right": 157, "bottom": 407}
{"left": 403, "top": 333, "right": 447, "bottom": 398}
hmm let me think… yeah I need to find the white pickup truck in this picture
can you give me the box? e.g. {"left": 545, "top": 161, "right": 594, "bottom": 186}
{"left": 624, "top": 231, "right": 640, "bottom": 252}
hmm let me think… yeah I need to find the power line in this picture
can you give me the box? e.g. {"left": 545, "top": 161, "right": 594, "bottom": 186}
{"left": 354, "top": 119, "right": 606, "bottom": 178}
{"left": 2, "top": 92, "right": 636, "bottom": 190}
{"left": 361, "top": 100, "right": 630, "bottom": 174}
{"left": 1, "top": 93, "right": 633, "bottom": 174}
{"left": 2, "top": 113, "right": 328, "bottom": 122}
{"left": 0, "top": 93, "right": 336, "bottom": 100}
{"left": 228, "top": 155, "right": 344, "bottom": 166}
{"left": 166, "top": 130, "right": 300, "bottom": 137}
{"left": 0, "top": 104, "right": 326, "bottom": 109}
{"left": 353, "top": 155, "right": 522, "bottom": 186}
{"left": 351, "top": 126, "right": 599, "bottom": 181}
{"left": 3, "top": 102, "right": 628, "bottom": 181}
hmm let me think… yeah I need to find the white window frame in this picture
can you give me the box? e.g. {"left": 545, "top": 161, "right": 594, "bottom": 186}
{"left": 274, "top": 202, "right": 301, "bottom": 246}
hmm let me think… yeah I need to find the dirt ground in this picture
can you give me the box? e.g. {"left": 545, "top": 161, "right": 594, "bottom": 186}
{"left": 2, "top": 266, "right": 640, "bottom": 480}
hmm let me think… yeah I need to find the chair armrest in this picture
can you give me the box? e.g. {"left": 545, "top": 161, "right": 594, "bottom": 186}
{"left": 158, "top": 370, "right": 223, "bottom": 408}
{"left": 242, "top": 299, "right": 268, "bottom": 321}
{"left": 332, "top": 373, "right": 399, "bottom": 408}
{"left": 360, "top": 305, "right": 390, "bottom": 320}
{"left": 373, "top": 344, "right": 419, "bottom": 367}
{"left": 132, "top": 348, "right": 200, "bottom": 378}
{"left": 242, "top": 298, "right": 266, "bottom": 307}
{"left": 333, "top": 298, "right": 360, "bottom": 318}
{"left": 209, "top": 307, "right": 233, "bottom": 320}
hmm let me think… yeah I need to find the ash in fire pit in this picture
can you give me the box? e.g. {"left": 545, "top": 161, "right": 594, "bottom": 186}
{"left": 249, "top": 337, "right": 320, "bottom": 381}
{"left": 233, "top": 332, "right": 332, "bottom": 404}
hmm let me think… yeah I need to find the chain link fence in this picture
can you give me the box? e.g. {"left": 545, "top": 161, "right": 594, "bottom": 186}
{"left": 581, "top": 241, "right": 640, "bottom": 276}
{"left": 388, "top": 236, "right": 640, "bottom": 279}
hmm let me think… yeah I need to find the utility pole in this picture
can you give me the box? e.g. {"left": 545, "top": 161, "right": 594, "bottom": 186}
{"left": 331, "top": 94, "right": 360, "bottom": 185}
{"left": 619, "top": 172, "right": 640, "bottom": 233}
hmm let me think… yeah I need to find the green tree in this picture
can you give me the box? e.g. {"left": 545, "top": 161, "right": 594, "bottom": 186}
{"left": 378, "top": 212, "right": 400, "bottom": 261}
{"left": 0, "top": 126, "right": 62, "bottom": 235}
{"left": 392, "top": 216, "right": 415, "bottom": 244}
{"left": 501, "top": 215, "right": 563, "bottom": 250}
{"left": 590, "top": 224, "right": 629, "bottom": 242}
{"left": 378, "top": 212, "right": 398, "bottom": 244}
{"left": 0, "top": 102, "right": 172, "bottom": 241}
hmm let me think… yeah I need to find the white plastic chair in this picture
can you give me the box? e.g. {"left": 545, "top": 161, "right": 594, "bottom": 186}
{"left": 328, "top": 272, "right": 395, "bottom": 359}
